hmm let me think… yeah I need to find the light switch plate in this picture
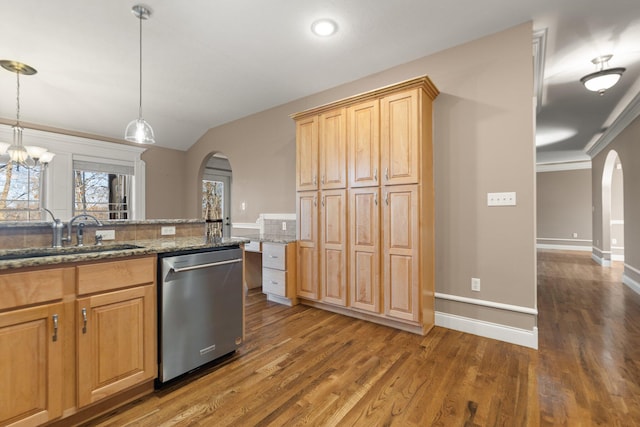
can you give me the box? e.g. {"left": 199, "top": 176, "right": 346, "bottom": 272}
{"left": 161, "top": 226, "right": 176, "bottom": 236}
{"left": 487, "top": 192, "right": 516, "bottom": 206}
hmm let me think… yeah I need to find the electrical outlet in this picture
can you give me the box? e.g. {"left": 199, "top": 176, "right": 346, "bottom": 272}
{"left": 161, "top": 226, "right": 176, "bottom": 236}
{"left": 282, "top": 221, "right": 287, "bottom": 231}
{"left": 612, "top": 238, "right": 617, "bottom": 245}
{"left": 572, "top": 232, "right": 578, "bottom": 238}
{"left": 471, "top": 278, "right": 481, "bottom": 292}
{"left": 96, "top": 229, "right": 115, "bottom": 240}
{"left": 487, "top": 192, "right": 516, "bottom": 206}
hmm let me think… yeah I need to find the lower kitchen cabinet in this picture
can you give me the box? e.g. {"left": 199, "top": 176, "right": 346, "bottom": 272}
{"left": 262, "top": 242, "right": 297, "bottom": 306}
{"left": 320, "top": 189, "right": 347, "bottom": 306}
{"left": 297, "top": 191, "right": 319, "bottom": 300}
{"left": 349, "top": 187, "right": 381, "bottom": 314}
{"left": 383, "top": 184, "right": 420, "bottom": 322}
{"left": 0, "top": 255, "right": 157, "bottom": 427}
{"left": 76, "top": 284, "right": 156, "bottom": 407}
{"left": 0, "top": 302, "right": 63, "bottom": 427}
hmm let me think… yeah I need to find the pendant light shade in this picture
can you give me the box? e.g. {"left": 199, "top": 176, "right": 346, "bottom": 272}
{"left": 125, "top": 5, "right": 155, "bottom": 144}
{"left": 125, "top": 117, "right": 155, "bottom": 144}
{"left": 580, "top": 55, "right": 625, "bottom": 96}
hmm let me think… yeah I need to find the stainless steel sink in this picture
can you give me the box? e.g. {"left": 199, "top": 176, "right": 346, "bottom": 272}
{"left": 0, "top": 244, "right": 144, "bottom": 261}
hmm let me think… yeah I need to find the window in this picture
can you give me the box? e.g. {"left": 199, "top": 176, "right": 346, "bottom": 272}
{"left": 0, "top": 161, "right": 43, "bottom": 221}
{"left": 73, "top": 160, "right": 133, "bottom": 220}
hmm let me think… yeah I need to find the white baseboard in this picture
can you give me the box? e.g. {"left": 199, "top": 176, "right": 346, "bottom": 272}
{"left": 612, "top": 254, "right": 625, "bottom": 262}
{"left": 537, "top": 243, "right": 592, "bottom": 252}
{"left": 435, "top": 312, "right": 538, "bottom": 350}
{"left": 592, "top": 252, "right": 611, "bottom": 267}
{"left": 623, "top": 271, "right": 640, "bottom": 296}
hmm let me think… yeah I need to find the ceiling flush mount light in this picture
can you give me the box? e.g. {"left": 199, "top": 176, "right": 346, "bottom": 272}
{"left": 580, "top": 55, "right": 625, "bottom": 96}
{"left": 125, "top": 4, "right": 155, "bottom": 144}
{"left": 0, "top": 60, "right": 55, "bottom": 168}
{"left": 311, "top": 19, "right": 338, "bottom": 37}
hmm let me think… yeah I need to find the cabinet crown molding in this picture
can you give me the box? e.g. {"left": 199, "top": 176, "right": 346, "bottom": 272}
{"left": 290, "top": 75, "right": 439, "bottom": 120}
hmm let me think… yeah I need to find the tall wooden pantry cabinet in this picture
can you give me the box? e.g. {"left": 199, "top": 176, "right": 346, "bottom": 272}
{"left": 292, "top": 76, "right": 439, "bottom": 335}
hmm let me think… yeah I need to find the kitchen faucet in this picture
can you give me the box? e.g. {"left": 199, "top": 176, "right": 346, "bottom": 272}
{"left": 66, "top": 213, "right": 103, "bottom": 246}
{"left": 42, "top": 208, "right": 65, "bottom": 248}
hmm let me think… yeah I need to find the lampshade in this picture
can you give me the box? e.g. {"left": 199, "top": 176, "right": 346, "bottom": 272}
{"left": 38, "top": 151, "right": 56, "bottom": 164}
{"left": 125, "top": 117, "right": 155, "bottom": 144}
{"left": 580, "top": 55, "right": 625, "bottom": 95}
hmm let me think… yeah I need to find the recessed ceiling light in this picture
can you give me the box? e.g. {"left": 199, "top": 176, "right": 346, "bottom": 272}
{"left": 311, "top": 19, "right": 338, "bottom": 37}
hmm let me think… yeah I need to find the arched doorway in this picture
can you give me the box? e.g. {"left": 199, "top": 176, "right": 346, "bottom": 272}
{"left": 601, "top": 150, "right": 624, "bottom": 265}
{"left": 201, "top": 153, "right": 232, "bottom": 238}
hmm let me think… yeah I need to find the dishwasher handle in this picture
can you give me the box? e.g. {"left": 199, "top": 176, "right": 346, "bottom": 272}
{"left": 168, "top": 258, "right": 242, "bottom": 273}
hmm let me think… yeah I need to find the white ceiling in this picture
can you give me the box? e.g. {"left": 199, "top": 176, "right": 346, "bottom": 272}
{"left": 1, "top": 1, "right": 639, "bottom": 163}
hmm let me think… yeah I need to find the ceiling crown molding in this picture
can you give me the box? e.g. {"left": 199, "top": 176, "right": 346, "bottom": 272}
{"left": 585, "top": 89, "right": 640, "bottom": 158}
{"left": 532, "top": 28, "right": 547, "bottom": 113}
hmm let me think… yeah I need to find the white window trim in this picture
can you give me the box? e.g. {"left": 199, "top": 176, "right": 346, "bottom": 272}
{"left": 0, "top": 125, "right": 147, "bottom": 221}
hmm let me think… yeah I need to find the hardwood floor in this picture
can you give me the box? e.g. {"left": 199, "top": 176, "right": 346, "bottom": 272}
{"left": 84, "top": 250, "right": 640, "bottom": 426}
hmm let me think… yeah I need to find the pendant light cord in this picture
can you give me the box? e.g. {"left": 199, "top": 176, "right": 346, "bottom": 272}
{"left": 138, "top": 12, "right": 143, "bottom": 119}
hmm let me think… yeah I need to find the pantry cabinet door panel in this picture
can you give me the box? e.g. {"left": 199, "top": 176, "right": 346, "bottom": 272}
{"left": 320, "top": 189, "right": 347, "bottom": 306}
{"left": 348, "top": 100, "right": 380, "bottom": 188}
{"left": 319, "top": 109, "right": 347, "bottom": 189}
{"left": 296, "top": 116, "right": 319, "bottom": 191}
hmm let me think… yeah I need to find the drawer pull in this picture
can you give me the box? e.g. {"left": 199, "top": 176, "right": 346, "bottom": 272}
{"left": 270, "top": 280, "right": 279, "bottom": 285}
{"left": 82, "top": 308, "right": 87, "bottom": 334}
{"left": 269, "top": 255, "right": 279, "bottom": 259}
{"left": 52, "top": 314, "right": 59, "bottom": 342}
{"left": 374, "top": 168, "right": 378, "bottom": 181}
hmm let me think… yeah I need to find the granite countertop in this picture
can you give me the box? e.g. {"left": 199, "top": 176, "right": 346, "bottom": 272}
{"left": 237, "top": 233, "right": 298, "bottom": 244}
{"left": 0, "top": 236, "right": 249, "bottom": 271}
{"left": 0, "top": 218, "right": 205, "bottom": 229}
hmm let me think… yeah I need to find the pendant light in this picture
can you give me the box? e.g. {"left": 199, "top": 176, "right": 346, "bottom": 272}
{"left": 0, "top": 60, "right": 37, "bottom": 167}
{"left": 580, "top": 55, "right": 625, "bottom": 96}
{"left": 125, "top": 4, "right": 155, "bottom": 144}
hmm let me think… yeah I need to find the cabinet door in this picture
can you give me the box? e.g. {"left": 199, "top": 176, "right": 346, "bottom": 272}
{"left": 296, "top": 116, "right": 319, "bottom": 191}
{"left": 381, "top": 89, "right": 420, "bottom": 185}
{"left": 320, "top": 189, "right": 347, "bottom": 306}
{"left": 319, "top": 108, "right": 347, "bottom": 189}
{"left": 77, "top": 285, "right": 156, "bottom": 408}
{"left": 382, "top": 185, "right": 419, "bottom": 322}
{"left": 0, "top": 303, "right": 63, "bottom": 426}
{"left": 349, "top": 187, "right": 381, "bottom": 313}
{"left": 297, "top": 191, "right": 319, "bottom": 300}
{"left": 348, "top": 100, "right": 380, "bottom": 188}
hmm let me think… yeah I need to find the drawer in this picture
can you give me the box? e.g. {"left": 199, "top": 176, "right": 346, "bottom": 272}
{"left": 0, "top": 267, "right": 71, "bottom": 310}
{"left": 262, "top": 243, "right": 286, "bottom": 270}
{"left": 244, "top": 241, "right": 261, "bottom": 252}
{"left": 77, "top": 256, "right": 155, "bottom": 295}
{"left": 262, "top": 268, "right": 286, "bottom": 296}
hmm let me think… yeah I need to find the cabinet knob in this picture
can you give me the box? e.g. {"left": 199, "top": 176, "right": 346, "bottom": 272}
{"left": 313, "top": 176, "right": 317, "bottom": 186}
{"left": 374, "top": 193, "right": 378, "bottom": 206}
{"left": 374, "top": 168, "right": 378, "bottom": 181}
{"left": 385, "top": 168, "right": 389, "bottom": 181}
{"left": 385, "top": 192, "right": 389, "bottom": 205}
{"left": 321, "top": 175, "right": 325, "bottom": 185}
{"left": 52, "top": 314, "right": 59, "bottom": 342}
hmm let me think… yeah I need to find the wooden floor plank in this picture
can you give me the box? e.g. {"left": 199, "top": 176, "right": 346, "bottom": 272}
{"left": 85, "top": 251, "right": 640, "bottom": 426}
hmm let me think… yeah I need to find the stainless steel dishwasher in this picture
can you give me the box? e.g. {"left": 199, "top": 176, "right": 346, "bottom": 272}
{"left": 157, "top": 246, "right": 243, "bottom": 385}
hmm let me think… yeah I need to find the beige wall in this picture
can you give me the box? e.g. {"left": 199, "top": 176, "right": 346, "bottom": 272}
{"left": 141, "top": 146, "right": 188, "bottom": 219}
{"left": 537, "top": 169, "right": 592, "bottom": 245}
{"left": 185, "top": 23, "right": 536, "bottom": 330}
{"left": 592, "top": 114, "right": 640, "bottom": 274}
